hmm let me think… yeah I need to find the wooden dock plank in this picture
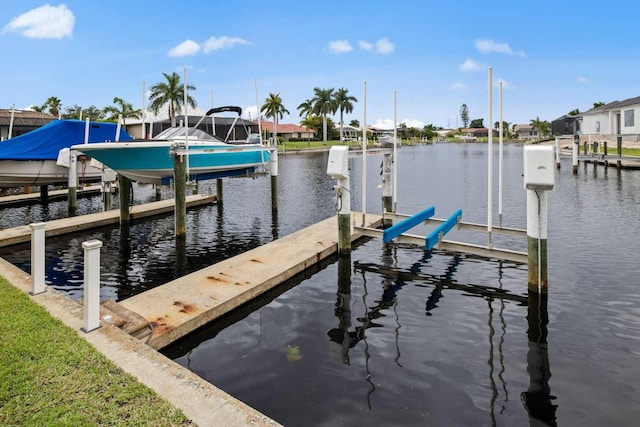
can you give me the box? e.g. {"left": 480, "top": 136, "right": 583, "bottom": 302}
{"left": 0, "top": 194, "right": 215, "bottom": 247}
{"left": 119, "top": 213, "right": 382, "bottom": 350}
{"left": 0, "top": 185, "right": 107, "bottom": 207}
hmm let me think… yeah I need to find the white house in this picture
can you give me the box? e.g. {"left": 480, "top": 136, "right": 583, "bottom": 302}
{"left": 578, "top": 96, "right": 640, "bottom": 146}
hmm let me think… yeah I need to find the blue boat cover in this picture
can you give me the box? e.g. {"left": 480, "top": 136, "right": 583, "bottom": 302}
{"left": 0, "top": 120, "right": 131, "bottom": 160}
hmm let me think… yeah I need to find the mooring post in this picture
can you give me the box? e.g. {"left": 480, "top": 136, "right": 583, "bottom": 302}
{"left": 29, "top": 222, "right": 46, "bottom": 295}
{"left": 68, "top": 151, "right": 78, "bottom": 215}
{"left": 81, "top": 239, "right": 102, "bottom": 333}
{"left": 617, "top": 135, "right": 622, "bottom": 158}
{"left": 524, "top": 146, "right": 554, "bottom": 293}
{"left": 173, "top": 148, "right": 187, "bottom": 238}
{"left": 155, "top": 184, "right": 162, "bottom": 201}
{"left": 327, "top": 146, "right": 351, "bottom": 254}
{"left": 604, "top": 141, "right": 608, "bottom": 156}
{"left": 572, "top": 136, "right": 579, "bottom": 175}
{"left": 554, "top": 137, "right": 560, "bottom": 169}
{"left": 118, "top": 175, "right": 131, "bottom": 225}
{"left": 270, "top": 148, "right": 279, "bottom": 212}
{"left": 213, "top": 178, "right": 222, "bottom": 204}
{"left": 382, "top": 153, "right": 393, "bottom": 227}
{"left": 39, "top": 185, "right": 49, "bottom": 204}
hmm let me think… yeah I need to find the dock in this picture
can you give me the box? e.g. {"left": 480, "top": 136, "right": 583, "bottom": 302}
{"left": 0, "top": 194, "right": 215, "bottom": 248}
{"left": 0, "top": 184, "right": 109, "bottom": 208}
{"left": 117, "top": 213, "right": 382, "bottom": 350}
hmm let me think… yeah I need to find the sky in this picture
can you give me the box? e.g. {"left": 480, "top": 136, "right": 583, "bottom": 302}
{"left": 2, "top": 1, "right": 640, "bottom": 130}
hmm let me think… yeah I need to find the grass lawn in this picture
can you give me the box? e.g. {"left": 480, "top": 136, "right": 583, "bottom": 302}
{"left": 0, "top": 277, "right": 192, "bottom": 426}
{"left": 604, "top": 147, "right": 640, "bottom": 156}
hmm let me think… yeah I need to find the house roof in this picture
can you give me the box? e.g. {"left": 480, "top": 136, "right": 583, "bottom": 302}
{"left": 255, "top": 121, "right": 315, "bottom": 134}
{"left": 582, "top": 95, "right": 640, "bottom": 116}
{"left": 514, "top": 124, "right": 535, "bottom": 132}
{"left": 0, "top": 109, "right": 56, "bottom": 127}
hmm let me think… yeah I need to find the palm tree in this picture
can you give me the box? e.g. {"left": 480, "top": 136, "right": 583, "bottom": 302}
{"left": 334, "top": 88, "right": 357, "bottom": 144}
{"left": 311, "top": 87, "right": 337, "bottom": 143}
{"left": 103, "top": 97, "right": 141, "bottom": 128}
{"left": 149, "top": 72, "right": 196, "bottom": 127}
{"left": 530, "top": 116, "right": 551, "bottom": 141}
{"left": 43, "top": 96, "right": 62, "bottom": 117}
{"left": 297, "top": 99, "right": 314, "bottom": 118}
{"left": 260, "top": 92, "right": 289, "bottom": 145}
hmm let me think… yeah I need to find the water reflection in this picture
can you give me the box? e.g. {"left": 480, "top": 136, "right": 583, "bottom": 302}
{"left": 522, "top": 291, "right": 557, "bottom": 426}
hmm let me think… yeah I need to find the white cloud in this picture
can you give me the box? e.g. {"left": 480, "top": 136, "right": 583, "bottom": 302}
{"left": 576, "top": 76, "right": 589, "bottom": 83}
{"left": 328, "top": 39, "right": 353, "bottom": 54}
{"left": 459, "top": 59, "right": 482, "bottom": 72}
{"left": 475, "top": 38, "right": 525, "bottom": 56}
{"left": 203, "top": 36, "right": 249, "bottom": 53}
{"left": 375, "top": 37, "right": 395, "bottom": 54}
{"left": 451, "top": 82, "right": 466, "bottom": 90}
{"left": 403, "top": 118, "right": 424, "bottom": 128}
{"left": 358, "top": 40, "right": 373, "bottom": 51}
{"left": 2, "top": 4, "right": 74, "bottom": 39}
{"left": 168, "top": 40, "right": 201, "bottom": 57}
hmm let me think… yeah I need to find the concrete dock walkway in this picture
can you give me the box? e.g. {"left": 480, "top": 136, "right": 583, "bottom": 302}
{"left": 119, "top": 212, "right": 381, "bottom": 350}
{"left": 0, "top": 194, "right": 215, "bottom": 247}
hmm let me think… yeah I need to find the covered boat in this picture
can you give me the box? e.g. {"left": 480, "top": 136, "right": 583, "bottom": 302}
{"left": 0, "top": 120, "right": 131, "bottom": 187}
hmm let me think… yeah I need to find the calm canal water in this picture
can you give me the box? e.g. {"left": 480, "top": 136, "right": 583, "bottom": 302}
{"left": 1, "top": 143, "right": 639, "bottom": 426}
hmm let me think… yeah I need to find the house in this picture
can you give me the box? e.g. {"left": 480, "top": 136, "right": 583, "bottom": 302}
{"left": 551, "top": 115, "right": 580, "bottom": 136}
{"left": 337, "top": 124, "right": 360, "bottom": 141}
{"left": 0, "top": 108, "right": 56, "bottom": 140}
{"left": 513, "top": 124, "right": 539, "bottom": 141}
{"left": 573, "top": 96, "right": 640, "bottom": 147}
{"left": 257, "top": 121, "right": 315, "bottom": 142}
{"left": 460, "top": 128, "right": 497, "bottom": 138}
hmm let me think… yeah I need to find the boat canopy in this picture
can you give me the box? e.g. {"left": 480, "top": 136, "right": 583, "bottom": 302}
{"left": 153, "top": 126, "right": 222, "bottom": 141}
{"left": 0, "top": 120, "right": 131, "bottom": 160}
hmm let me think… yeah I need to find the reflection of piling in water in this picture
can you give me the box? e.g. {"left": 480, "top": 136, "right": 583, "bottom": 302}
{"left": 522, "top": 291, "right": 557, "bottom": 426}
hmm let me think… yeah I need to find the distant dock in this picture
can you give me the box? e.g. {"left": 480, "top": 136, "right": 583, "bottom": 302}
{"left": 0, "top": 194, "right": 215, "bottom": 247}
{"left": 0, "top": 184, "right": 108, "bottom": 208}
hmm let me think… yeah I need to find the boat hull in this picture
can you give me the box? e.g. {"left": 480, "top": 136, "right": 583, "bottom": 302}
{"left": 71, "top": 141, "right": 271, "bottom": 185}
{"left": 0, "top": 159, "right": 103, "bottom": 187}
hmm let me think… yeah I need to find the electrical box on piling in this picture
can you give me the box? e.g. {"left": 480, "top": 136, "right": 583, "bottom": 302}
{"left": 523, "top": 146, "right": 555, "bottom": 191}
{"left": 327, "top": 146, "right": 349, "bottom": 180}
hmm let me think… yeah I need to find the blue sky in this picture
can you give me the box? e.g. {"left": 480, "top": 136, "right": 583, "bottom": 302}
{"left": 2, "top": 1, "right": 639, "bottom": 129}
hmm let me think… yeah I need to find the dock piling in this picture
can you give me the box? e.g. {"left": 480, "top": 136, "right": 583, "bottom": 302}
{"left": 572, "top": 136, "right": 579, "bottom": 175}
{"left": 81, "top": 239, "right": 103, "bottom": 333}
{"left": 29, "top": 222, "right": 46, "bottom": 295}
{"left": 119, "top": 176, "right": 131, "bottom": 225}
{"left": 270, "top": 148, "right": 278, "bottom": 212}
{"left": 382, "top": 153, "right": 393, "bottom": 227}
{"left": 216, "top": 179, "right": 223, "bottom": 204}
{"left": 327, "top": 146, "right": 351, "bottom": 254}
{"left": 68, "top": 151, "right": 78, "bottom": 215}
{"left": 173, "top": 147, "right": 187, "bottom": 238}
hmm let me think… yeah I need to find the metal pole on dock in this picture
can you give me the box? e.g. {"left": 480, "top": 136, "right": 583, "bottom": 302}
{"left": 392, "top": 90, "right": 398, "bottom": 213}
{"left": 81, "top": 239, "right": 102, "bottom": 333}
{"left": 119, "top": 176, "right": 131, "bottom": 225}
{"left": 382, "top": 153, "right": 393, "bottom": 227}
{"left": 270, "top": 148, "right": 278, "bottom": 212}
{"left": 487, "top": 67, "right": 493, "bottom": 247}
{"left": 29, "top": 222, "right": 46, "bottom": 295}
{"left": 68, "top": 151, "right": 78, "bottom": 215}
{"left": 361, "top": 80, "right": 367, "bottom": 227}
{"left": 173, "top": 148, "right": 187, "bottom": 238}
{"left": 572, "top": 135, "right": 579, "bottom": 175}
{"left": 498, "top": 81, "right": 504, "bottom": 228}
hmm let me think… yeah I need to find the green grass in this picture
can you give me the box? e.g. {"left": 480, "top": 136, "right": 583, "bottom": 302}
{"left": 0, "top": 277, "right": 193, "bottom": 426}
{"left": 603, "top": 147, "right": 640, "bottom": 156}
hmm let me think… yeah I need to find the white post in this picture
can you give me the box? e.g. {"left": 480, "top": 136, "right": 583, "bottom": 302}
{"left": 393, "top": 90, "right": 398, "bottom": 213}
{"left": 555, "top": 137, "right": 561, "bottom": 169}
{"left": 141, "top": 81, "right": 146, "bottom": 139}
{"left": 361, "top": 80, "right": 367, "bottom": 226}
{"left": 255, "top": 79, "right": 263, "bottom": 144}
{"left": 572, "top": 136, "right": 579, "bottom": 175}
{"left": 527, "top": 190, "right": 548, "bottom": 292}
{"left": 498, "top": 81, "right": 504, "bottom": 228}
{"left": 68, "top": 150, "right": 78, "bottom": 213}
{"left": 211, "top": 89, "right": 216, "bottom": 136}
{"left": 82, "top": 239, "right": 103, "bottom": 333}
{"left": 29, "top": 222, "right": 46, "bottom": 295}
{"left": 8, "top": 104, "right": 15, "bottom": 140}
{"left": 487, "top": 67, "right": 493, "bottom": 247}
{"left": 115, "top": 114, "right": 122, "bottom": 142}
{"left": 184, "top": 67, "right": 190, "bottom": 176}
{"left": 84, "top": 117, "right": 90, "bottom": 144}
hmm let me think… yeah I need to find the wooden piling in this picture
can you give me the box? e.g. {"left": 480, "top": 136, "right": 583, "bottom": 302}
{"left": 174, "top": 154, "right": 187, "bottom": 238}
{"left": 40, "top": 185, "right": 49, "bottom": 204}
{"left": 216, "top": 179, "right": 223, "bottom": 204}
{"left": 527, "top": 190, "right": 548, "bottom": 293}
{"left": 119, "top": 176, "right": 131, "bottom": 225}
